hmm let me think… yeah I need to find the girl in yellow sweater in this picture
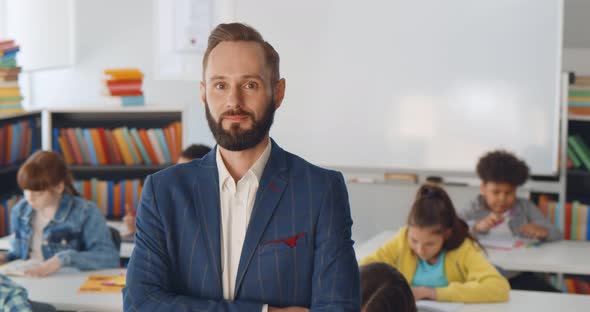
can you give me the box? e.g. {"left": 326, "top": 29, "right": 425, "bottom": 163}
{"left": 361, "top": 184, "right": 510, "bottom": 303}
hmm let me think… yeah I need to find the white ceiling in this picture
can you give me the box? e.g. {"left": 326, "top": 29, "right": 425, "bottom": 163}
{"left": 564, "top": 0, "right": 590, "bottom": 48}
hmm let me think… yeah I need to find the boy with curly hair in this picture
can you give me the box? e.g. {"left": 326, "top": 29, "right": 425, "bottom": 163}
{"left": 461, "top": 150, "right": 562, "bottom": 291}
{"left": 462, "top": 150, "right": 561, "bottom": 240}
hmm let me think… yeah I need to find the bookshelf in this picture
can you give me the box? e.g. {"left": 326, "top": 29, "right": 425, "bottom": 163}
{"left": 0, "top": 111, "right": 41, "bottom": 235}
{"left": 41, "top": 107, "right": 184, "bottom": 218}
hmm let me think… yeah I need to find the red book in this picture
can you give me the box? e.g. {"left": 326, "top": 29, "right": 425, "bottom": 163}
{"left": 0, "top": 126, "right": 5, "bottom": 165}
{"left": 108, "top": 90, "right": 143, "bottom": 96}
{"left": 163, "top": 126, "right": 176, "bottom": 162}
{"left": 64, "top": 128, "right": 83, "bottom": 165}
{"left": 105, "top": 129, "right": 123, "bottom": 165}
{"left": 105, "top": 79, "right": 142, "bottom": 87}
{"left": 97, "top": 128, "right": 111, "bottom": 164}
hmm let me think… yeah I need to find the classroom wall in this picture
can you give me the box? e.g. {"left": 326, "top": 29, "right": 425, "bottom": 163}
{"left": 23, "top": 0, "right": 214, "bottom": 148}
{"left": 563, "top": 48, "right": 590, "bottom": 75}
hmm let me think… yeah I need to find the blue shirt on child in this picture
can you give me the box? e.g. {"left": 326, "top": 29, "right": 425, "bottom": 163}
{"left": 411, "top": 250, "right": 449, "bottom": 288}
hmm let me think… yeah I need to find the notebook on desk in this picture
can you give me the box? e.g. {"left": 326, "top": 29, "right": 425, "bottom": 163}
{"left": 479, "top": 233, "right": 540, "bottom": 250}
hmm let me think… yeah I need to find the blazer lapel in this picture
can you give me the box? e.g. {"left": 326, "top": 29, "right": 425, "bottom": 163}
{"left": 193, "top": 148, "right": 223, "bottom": 295}
{"left": 234, "top": 140, "right": 289, "bottom": 298}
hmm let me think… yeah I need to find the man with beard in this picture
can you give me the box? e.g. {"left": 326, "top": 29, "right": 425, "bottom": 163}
{"left": 123, "top": 23, "right": 360, "bottom": 312}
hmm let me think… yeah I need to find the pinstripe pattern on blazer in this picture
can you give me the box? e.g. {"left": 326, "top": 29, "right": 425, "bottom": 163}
{"left": 123, "top": 139, "right": 360, "bottom": 311}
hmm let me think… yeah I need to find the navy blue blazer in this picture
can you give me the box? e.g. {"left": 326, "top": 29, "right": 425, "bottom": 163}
{"left": 123, "top": 140, "right": 360, "bottom": 311}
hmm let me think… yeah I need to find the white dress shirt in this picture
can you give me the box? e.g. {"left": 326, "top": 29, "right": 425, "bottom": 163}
{"left": 217, "top": 139, "right": 271, "bottom": 312}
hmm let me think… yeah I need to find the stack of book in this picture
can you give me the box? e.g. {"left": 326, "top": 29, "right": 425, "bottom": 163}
{"left": 0, "top": 40, "right": 23, "bottom": 114}
{"left": 569, "top": 75, "right": 590, "bottom": 116}
{"left": 103, "top": 68, "right": 144, "bottom": 106}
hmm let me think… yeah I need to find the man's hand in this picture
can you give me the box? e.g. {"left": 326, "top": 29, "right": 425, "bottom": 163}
{"left": 519, "top": 223, "right": 548, "bottom": 239}
{"left": 474, "top": 213, "right": 505, "bottom": 233}
{"left": 269, "top": 307, "right": 309, "bottom": 312}
{"left": 412, "top": 286, "right": 436, "bottom": 300}
{"left": 24, "top": 256, "right": 62, "bottom": 277}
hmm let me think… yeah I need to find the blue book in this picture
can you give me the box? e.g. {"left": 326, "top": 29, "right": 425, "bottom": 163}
{"left": 120, "top": 181, "right": 126, "bottom": 217}
{"left": 107, "top": 181, "right": 114, "bottom": 218}
{"left": 3, "top": 48, "right": 19, "bottom": 57}
{"left": 587, "top": 205, "right": 590, "bottom": 241}
{"left": 154, "top": 129, "right": 171, "bottom": 163}
{"left": 569, "top": 102, "right": 590, "bottom": 107}
{"left": 52, "top": 128, "right": 61, "bottom": 155}
{"left": 30, "top": 119, "right": 38, "bottom": 153}
{"left": 74, "top": 128, "right": 91, "bottom": 164}
{"left": 83, "top": 129, "right": 99, "bottom": 165}
{"left": 121, "top": 96, "right": 144, "bottom": 107}
{"left": 129, "top": 128, "right": 152, "bottom": 165}
{"left": 10, "top": 122, "right": 20, "bottom": 164}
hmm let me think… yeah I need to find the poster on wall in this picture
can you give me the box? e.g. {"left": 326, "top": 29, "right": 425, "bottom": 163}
{"left": 155, "top": 0, "right": 235, "bottom": 80}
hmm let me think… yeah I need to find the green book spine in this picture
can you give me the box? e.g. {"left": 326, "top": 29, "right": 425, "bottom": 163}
{"left": 572, "top": 201, "right": 579, "bottom": 241}
{"left": 567, "top": 144, "right": 582, "bottom": 168}
{"left": 568, "top": 136, "right": 590, "bottom": 171}
{"left": 570, "top": 90, "right": 590, "bottom": 97}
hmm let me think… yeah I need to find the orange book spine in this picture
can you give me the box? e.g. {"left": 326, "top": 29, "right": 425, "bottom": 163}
{"left": 57, "top": 137, "right": 74, "bottom": 165}
{"left": 90, "top": 129, "right": 107, "bottom": 165}
{"left": 163, "top": 126, "right": 176, "bottom": 162}
{"left": 138, "top": 129, "right": 159, "bottom": 164}
{"left": 113, "top": 182, "right": 122, "bottom": 218}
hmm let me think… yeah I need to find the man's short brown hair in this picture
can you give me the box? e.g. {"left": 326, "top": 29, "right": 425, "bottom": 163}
{"left": 202, "top": 23, "right": 280, "bottom": 85}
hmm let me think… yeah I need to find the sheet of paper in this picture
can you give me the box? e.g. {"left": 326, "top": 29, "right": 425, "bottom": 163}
{"left": 0, "top": 259, "right": 42, "bottom": 276}
{"left": 416, "top": 300, "right": 464, "bottom": 312}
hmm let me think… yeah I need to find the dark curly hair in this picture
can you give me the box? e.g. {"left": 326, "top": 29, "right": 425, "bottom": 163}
{"left": 360, "top": 262, "right": 417, "bottom": 312}
{"left": 476, "top": 150, "right": 529, "bottom": 186}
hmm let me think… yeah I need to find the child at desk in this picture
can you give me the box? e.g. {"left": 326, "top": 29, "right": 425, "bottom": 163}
{"left": 460, "top": 150, "right": 562, "bottom": 292}
{"left": 360, "top": 262, "right": 417, "bottom": 312}
{"left": 0, "top": 151, "right": 119, "bottom": 277}
{"left": 361, "top": 184, "right": 510, "bottom": 303}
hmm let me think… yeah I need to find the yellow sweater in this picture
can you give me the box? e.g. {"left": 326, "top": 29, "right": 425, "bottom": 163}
{"left": 360, "top": 227, "right": 510, "bottom": 303}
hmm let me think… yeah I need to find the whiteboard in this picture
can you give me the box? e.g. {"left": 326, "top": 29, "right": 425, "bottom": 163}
{"left": 235, "top": 0, "right": 563, "bottom": 175}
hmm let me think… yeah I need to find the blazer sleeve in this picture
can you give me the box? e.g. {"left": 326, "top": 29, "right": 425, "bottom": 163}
{"left": 435, "top": 244, "right": 510, "bottom": 303}
{"left": 309, "top": 172, "right": 361, "bottom": 312}
{"left": 123, "top": 175, "right": 265, "bottom": 312}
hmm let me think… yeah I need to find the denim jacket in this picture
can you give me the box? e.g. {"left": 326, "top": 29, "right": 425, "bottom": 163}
{"left": 7, "top": 193, "right": 119, "bottom": 270}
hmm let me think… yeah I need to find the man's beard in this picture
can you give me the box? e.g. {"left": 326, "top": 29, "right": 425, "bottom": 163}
{"left": 205, "top": 98, "right": 276, "bottom": 151}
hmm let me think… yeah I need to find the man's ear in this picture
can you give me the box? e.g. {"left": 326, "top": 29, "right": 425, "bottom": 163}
{"left": 200, "top": 81, "right": 207, "bottom": 107}
{"left": 273, "top": 78, "right": 286, "bottom": 110}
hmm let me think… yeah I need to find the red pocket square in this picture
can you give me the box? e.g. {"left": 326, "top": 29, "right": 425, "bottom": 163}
{"left": 263, "top": 232, "right": 305, "bottom": 248}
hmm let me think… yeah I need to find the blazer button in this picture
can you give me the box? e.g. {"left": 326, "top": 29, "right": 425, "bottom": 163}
{"left": 61, "top": 239, "right": 67, "bottom": 246}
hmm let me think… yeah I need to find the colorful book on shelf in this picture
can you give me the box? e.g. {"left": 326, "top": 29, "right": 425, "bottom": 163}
{"left": 97, "top": 128, "right": 111, "bottom": 165}
{"left": 74, "top": 128, "right": 92, "bottom": 165}
{"left": 0, "top": 87, "right": 20, "bottom": 97}
{"left": 567, "top": 145, "right": 582, "bottom": 169}
{"left": 154, "top": 128, "right": 171, "bottom": 163}
{"left": 146, "top": 129, "right": 166, "bottom": 164}
{"left": 163, "top": 126, "right": 176, "bottom": 162}
{"left": 83, "top": 129, "right": 99, "bottom": 165}
{"left": 111, "top": 128, "right": 135, "bottom": 165}
{"left": 568, "top": 136, "right": 590, "bottom": 171}
{"left": 129, "top": 128, "right": 152, "bottom": 165}
{"left": 104, "top": 129, "right": 123, "bottom": 165}
{"left": 57, "top": 136, "right": 74, "bottom": 164}
{"left": 120, "top": 127, "right": 141, "bottom": 164}
{"left": 137, "top": 129, "right": 159, "bottom": 164}
{"left": 105, "top": 79, "right": 142, "bottom": 89}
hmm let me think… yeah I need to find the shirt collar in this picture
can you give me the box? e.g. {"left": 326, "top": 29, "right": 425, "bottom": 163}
{"left": 216, "top": 138, "right": 272, "bottom": 188}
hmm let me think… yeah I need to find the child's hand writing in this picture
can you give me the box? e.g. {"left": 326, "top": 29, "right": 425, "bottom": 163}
{"left": 518, "top": 223, "right": 548, "bottom": 239}
{"left": 412, "top": 286, "right": 436, "bottom": 300}
{"left": 123, "top": 204, "right": 136, "bottom": 235}
{"left": 24, "top": 256, "right": 62, "bottom": 277}
{"left": 474, "top": 213, "right": 505, "bottom": 233}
